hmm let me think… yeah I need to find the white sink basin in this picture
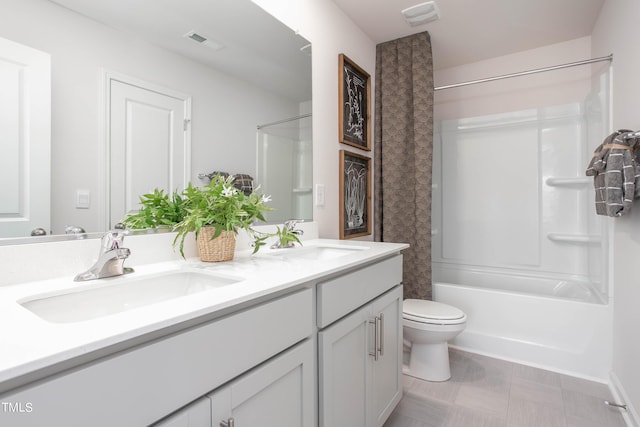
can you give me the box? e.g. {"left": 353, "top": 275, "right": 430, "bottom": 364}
{"left": 20, "top": 270, "right": 241, "bottom": 323}
{"left": 265, "top": 245, "right": 367, "bottom": 261}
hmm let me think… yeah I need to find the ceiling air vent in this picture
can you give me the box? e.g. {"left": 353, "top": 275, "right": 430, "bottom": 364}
{"left": 187, "top": 32, "right": 207, "bottom": 43}
{"left": 183, "top": 31, "right": 224, "bottom": 51}
{"left": 401, "top": 1, "right": 440, "bottom": 27}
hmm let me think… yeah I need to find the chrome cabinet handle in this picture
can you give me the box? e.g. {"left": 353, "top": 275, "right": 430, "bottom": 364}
{"left": 374, "top": 315, "right": 381, "bottom": 361}
{"left": 368, "top": 318, "right": 379, "bottom": 361}
{"left": 378, "top": 313, "right": 384, "bottom": 358}
{"left": 368, "top": 313, "right": 385, "bottom": 361}
{"left": 220, "top": 418, "right": 235, "bottom": 427}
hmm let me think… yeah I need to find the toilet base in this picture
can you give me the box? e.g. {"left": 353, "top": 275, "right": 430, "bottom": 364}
{"left": 406, "top": 342, "right": 451, "bottom": 382}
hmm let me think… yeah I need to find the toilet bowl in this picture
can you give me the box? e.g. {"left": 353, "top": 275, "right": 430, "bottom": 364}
{"left": 402, "top": 299, "right": 467, "bottom": 382}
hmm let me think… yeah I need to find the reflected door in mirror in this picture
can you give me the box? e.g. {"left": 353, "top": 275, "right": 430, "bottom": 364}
{"left": 0, "top": 37, "right": 51, "bottom": 237}
{"left": 108, "top": 75, "right": 191, "bottom": 228}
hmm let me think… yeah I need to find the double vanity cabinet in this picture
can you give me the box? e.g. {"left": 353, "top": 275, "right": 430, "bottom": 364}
{"left": 0, "top": 240, "right": 406, "bottom": 427}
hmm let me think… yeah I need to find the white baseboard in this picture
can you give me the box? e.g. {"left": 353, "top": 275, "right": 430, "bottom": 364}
{"left": 610, "top": 371, "right": 639, "bottom": 427}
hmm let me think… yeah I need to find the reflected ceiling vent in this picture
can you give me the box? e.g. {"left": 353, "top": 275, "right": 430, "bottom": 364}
{"left": 183, "top": 30, "right": 224, "bottom": 51}
{"left": 401, "top": 1, "right": 440, "bottom": 27}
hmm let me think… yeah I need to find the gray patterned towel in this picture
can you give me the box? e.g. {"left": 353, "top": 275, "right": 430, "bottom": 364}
{"left": 232, "top": 174, "right": 254, "bottom": 196}
{"left": 586, "top": 130, "right": 639, "bottom": 217}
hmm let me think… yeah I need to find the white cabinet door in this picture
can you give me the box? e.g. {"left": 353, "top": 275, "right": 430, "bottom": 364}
{"left": 318, "top": 303, "right": 369, "bottom": 427}
{"left": 319, "top": 285, "right": 403, "bottom": 427}
{"left": 210, "top": 339, "right": 314, "bottom": 427}
{"left": 153, "top": 397, "right": 211, "bottom": 427}
{"left": 368, "top": 286, "right": 403, "bottom": 427}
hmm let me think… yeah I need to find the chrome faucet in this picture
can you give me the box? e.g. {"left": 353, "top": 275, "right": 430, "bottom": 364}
{"left": 270, "top": 219, "right": 304, "bottom": 249}
{"left": 74, "top": 230, "right": 133, "bottom": 281}
{"left": 284, "top": 219, "right": 304, "bottom": 234}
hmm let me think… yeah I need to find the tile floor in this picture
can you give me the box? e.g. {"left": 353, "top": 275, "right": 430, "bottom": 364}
{"left": 384, "top": 349, "right": 627, "bottom": 427}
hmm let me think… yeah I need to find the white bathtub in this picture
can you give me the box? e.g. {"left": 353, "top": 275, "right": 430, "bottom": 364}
{"left": 433, "top": 271, "right": 612, "bottom": 381}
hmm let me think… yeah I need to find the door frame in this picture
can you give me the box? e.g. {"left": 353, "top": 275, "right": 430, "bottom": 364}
{"left": 101, "top": 70, "right": 192, "bottom": 230}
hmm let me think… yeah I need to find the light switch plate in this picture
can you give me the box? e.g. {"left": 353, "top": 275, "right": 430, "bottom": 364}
{"left": 76, "top": 190, "right": 90, "bottom": 209}
{"left": 315, "top": 184, "right": 325, "bottom": 206}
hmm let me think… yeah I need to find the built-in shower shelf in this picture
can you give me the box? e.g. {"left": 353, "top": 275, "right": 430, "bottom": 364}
{"left": 292, "top": 187, "right": 312, "bottom": 193}
{"left": 547, "top": 233, "right": 600, "bottom": 244}
{"left": 545, "top": 177, "right": 591, "bottom": 187}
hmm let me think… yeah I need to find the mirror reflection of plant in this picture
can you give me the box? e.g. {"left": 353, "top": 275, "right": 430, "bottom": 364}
{"left": 121, "top": 189, "right": 187, "bottom": 230}
{"left": 122, "top": 174, "right": 273, "bottom": 258}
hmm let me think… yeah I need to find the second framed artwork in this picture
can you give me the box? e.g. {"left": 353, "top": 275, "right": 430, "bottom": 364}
{"left": 338, "top": 54, "right": 371, "bottom": 151}
{"left": 339, "top": 150, "right": 371, "bottom": 239}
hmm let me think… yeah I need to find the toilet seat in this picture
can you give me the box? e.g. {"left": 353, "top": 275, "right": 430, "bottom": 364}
{"left": 403, "top": 299, "right": 466, "bottom": 325}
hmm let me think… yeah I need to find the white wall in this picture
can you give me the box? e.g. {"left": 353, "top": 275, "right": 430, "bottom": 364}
{"left": 0, "top": 0, "right": 300, "bottom": 235}
{"left": 252, "top": 0, "right": 377, "bottom": 239}
{"left": 592, "top": 0, "right": 640, "bottom": 422}
{"left": 434, "top": 37, "right": 594, "bottom": 121}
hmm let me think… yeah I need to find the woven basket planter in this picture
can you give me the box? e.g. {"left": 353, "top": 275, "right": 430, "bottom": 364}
{"left": 196, "top": 227, "right": 236, "bottom": 262}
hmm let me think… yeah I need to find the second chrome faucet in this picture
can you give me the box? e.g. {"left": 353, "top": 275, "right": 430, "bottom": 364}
{"left": 74, "top": 230, "right": 133, "bottom": 282}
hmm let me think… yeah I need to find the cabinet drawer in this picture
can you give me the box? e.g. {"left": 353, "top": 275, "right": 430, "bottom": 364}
{"left": 317, "top": 255, "right": 402, "bottom": 328}
{"left": 2, "top": 288, "right": 313, "bottom": 427}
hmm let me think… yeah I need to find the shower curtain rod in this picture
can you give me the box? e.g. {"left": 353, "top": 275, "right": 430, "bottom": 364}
{"left": 434, "top": 54, "right": 613, "bottom": 91}
{"left": 256, "top": 113, "right": 312, "bottom": 129}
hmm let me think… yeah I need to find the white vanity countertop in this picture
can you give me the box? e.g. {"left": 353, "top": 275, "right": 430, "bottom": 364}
{"left": 0, "top": 238, "right": 408, "bottom": 391}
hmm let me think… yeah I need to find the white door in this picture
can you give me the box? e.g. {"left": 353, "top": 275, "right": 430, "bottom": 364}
{"left": 0, "top": 37, "right": 50, "bottom": 237}
{"left": 108, "top": 75, "right": 190, "bottom": 228}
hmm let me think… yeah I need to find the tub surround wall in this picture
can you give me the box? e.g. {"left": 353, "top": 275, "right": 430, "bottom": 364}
{"left": 433, "top": 97, "right": 608, "bottom": 297}
{"left": 433, "top": 37, "right": 608, "bottom": 287}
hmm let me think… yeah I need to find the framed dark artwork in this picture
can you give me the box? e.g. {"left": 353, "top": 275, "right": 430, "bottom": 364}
{"left": 339, "top": 150, "right": 371, "bottom": 239}
{"left": 338, "top": 54, "right": 371, "bottom": 151}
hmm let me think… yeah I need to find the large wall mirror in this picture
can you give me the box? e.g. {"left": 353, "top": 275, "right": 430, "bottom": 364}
{"left": 0, "top": 0, "right": 312, "bottom": 242}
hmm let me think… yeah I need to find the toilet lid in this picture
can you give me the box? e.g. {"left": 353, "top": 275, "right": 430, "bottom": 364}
{"left": 403, "top": 299, "right": 465, "bottom": 322}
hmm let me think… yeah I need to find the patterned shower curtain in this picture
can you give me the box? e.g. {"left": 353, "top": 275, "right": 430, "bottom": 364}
{"left": 374, "top": 31, "right": 434, "bottom": 300}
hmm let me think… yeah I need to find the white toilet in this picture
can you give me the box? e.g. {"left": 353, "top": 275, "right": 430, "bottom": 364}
{"left": 402, "top": 299, "right": 467, "bottom": 382}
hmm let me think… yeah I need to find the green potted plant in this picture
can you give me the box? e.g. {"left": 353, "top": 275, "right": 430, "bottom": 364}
{"left": 120, "top": 188, "right": 187, "bottom": 230}
{"left": 174, "top": 175, "right": 272, "bottom": 261}
{"left": 122, "top": 174, "right": 272, "bottom": 261}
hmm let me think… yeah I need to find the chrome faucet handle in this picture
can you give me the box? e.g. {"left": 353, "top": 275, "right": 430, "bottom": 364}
{"left": 101, "top": 229, "right": 129, "bottom": 251}
{"left": 74, "top": 229, "right": 132, "bottom": 282}
{"left": 283, "top": 219, "right": 304, "bottom": 231}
